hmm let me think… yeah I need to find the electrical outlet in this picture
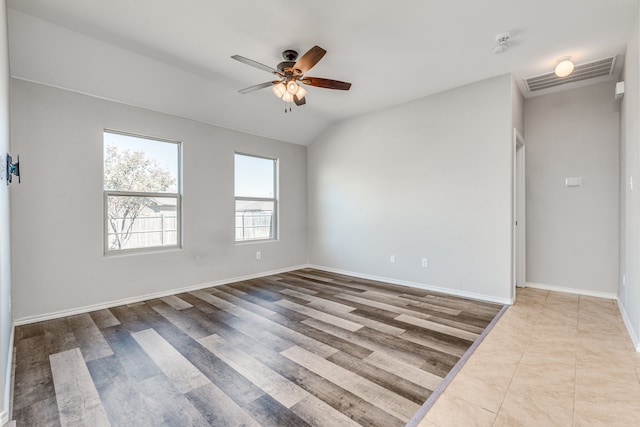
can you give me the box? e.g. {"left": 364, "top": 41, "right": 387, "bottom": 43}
{"left": 256, "top": 251, "right": 261, "bottom": 260}
{"left": 390, "top": 255, "right": 395, "bottom": 264}
{"left": 421, "top": 258, "right": 429, "bottom": 268}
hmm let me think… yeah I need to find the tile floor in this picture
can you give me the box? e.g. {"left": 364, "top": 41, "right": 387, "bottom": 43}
{"left": 418, "top": 288, "right": 640, "bottom": 427}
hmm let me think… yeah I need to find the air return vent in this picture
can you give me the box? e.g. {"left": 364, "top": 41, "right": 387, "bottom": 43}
{"left": 524, "top": 56, "right": 617, "bottom": 93}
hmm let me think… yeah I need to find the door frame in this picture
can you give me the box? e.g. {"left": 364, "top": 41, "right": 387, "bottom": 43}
{"left": 512, "top": 128, "right": 526, "bottom": 301}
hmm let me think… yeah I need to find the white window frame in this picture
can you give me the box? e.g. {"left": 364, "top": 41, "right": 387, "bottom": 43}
{"left": 235, "top": 152, "right": 278, "bottom": 243}
{"left": 103, "top": 130, "right": 182, "bottom": 255}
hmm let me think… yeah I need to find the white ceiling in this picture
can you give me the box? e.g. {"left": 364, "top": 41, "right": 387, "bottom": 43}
{"left": 6, "top": 0, "right": 639, "bottom": 145}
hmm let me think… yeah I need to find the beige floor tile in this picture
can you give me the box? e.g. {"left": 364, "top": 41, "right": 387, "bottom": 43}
{"left": 574, "top": 399, "right": 640, "bottom": 426}
{"left": 494, "top": 365, "right": 575, "bottom": 427}
{"left": 516, "top": 288, "right": 549, "bottom": 300}
{"left": 528, "top": 324, "right": 578, "bottom": 348}
{"left": 420, "top": 392, "right": 496, "bottom": 427}
{"left": 518, "top": 347, "right": 576, "bottom": 366}
{"left": 575, "top": 366, "right": 640, "bottom": 403}
{"left": 478, "top": 317, "right": 531, "bottom": 353}
{"left": 536, "top": 307, "right": 579, "bottom": 327}
{"left": 443, "top": 349, "right": 521, "bottom": 413}
{"left": 504, "top": 303, "right": 543, "bottom": 322}
{"left": 546, "top": 291, "right": 579, "bottom": 301}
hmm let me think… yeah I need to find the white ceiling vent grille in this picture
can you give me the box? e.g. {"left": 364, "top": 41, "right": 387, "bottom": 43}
{"left": 524, "top": 56, "right": 617, "bottom": 93}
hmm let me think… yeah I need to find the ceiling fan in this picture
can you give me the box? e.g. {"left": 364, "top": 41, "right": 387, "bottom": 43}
{"left": 231, "top": 46, "right": 351, "bottom": 110}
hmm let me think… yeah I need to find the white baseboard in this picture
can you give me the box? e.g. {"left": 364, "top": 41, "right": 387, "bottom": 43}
{"left": 308, "top": 265, "right": 514, "bottom": 305}
{"left": 14, "top": 264, "right": 310, "bottom": 326}
{"left": 525, "top": 282, "right": 617, "bottom": 300}
{"left": 618, "top": 300, "right": 640, "bottom": 352}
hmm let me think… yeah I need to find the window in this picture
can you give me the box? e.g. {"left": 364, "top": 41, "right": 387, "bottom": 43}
{"left": 235, "top": 153, "right": 277, "bottom": 242}
{"left": 103, "top": 131, "right": 181, "bottom": 253}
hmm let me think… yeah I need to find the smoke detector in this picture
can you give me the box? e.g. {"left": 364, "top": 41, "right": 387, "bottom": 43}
{"left": 493, "top": 32, "right": 511, "bottom": 54}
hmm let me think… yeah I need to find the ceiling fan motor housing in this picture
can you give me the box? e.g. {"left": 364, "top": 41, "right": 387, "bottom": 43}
{"left": 282, "top": 49, "right": 298, "bottom": 61}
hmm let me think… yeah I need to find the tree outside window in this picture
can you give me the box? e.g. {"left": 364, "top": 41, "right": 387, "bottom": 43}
{"left": 103, "top": 131, "right": 181, "bottom": 253}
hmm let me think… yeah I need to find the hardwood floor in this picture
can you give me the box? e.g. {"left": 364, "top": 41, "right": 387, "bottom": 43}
{"left": 11, "top": 269, "right": 504, "bottom": 426}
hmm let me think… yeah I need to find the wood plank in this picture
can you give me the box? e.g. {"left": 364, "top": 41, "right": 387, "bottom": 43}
{"left": 99, "top": 325, "right": 162, "bottom": 382}
{"left": 131, "top": 328, "right": 210, "bottom": 394}
{"left": 395, "top": 313, "right": 480, "bottom": 341}
{"left": 399, "top": 329, "right": 468, "bottom": 357}
{"left": 290, "top": 394, "right": 362, "bottom": 427}
{"left": 89, "top": 309, "right": 121, "bottom": 329}
{"left": 363, "top": 351, "right": 443, "bottom": 390}
{"left": 206, "top": 327, "right": 395, "bottom": 426}
{"left": 356, "top": 326, "right": 460, "bottom": 377}
{"left": 281, "top": 345, "right": 420, "bottom": 422}
{"left": 191, "top": 289, "right": 339, "bottom": 358}
{"left": 279, "top": 288, "right": 357, "bottom": 313}
{"left": 302, "top": 318, "right": 428, "bottom": 368}
{"left": 326, "top": 351, "right": 433, "bottom": 404}
{"left": 135, "top": 374, "right": 210, "bottom": 426}
{"left": 149, "top": 303, "right": 215, "bottom": 340}
{"left": 12, "top": 360, "right": 57, "bottom": 415}
{"left": 266, "top": 311, "right": 373, "bottom": 359}
{"left": 220, "top": 323, "right": 403, "bottom": 427}
{"left": 198, "top": 334, "right": 307, "bottom": 408}
{"left": 11, "top": 396, "right": 61, "bottom": 427}
{"left": 243, "top": 394, "right": 312, "bottom": 427}
{"left": 93, "top": 375, "right": 161, "bottom": 426}
{"left": 49, "top": 348, "right": 111, "bottom": 426}
{"left": 159, "top": 294, "right": 193, "bottom": 310}
{"left": 185, "top": 383, "right": 262, "bottom": 427}
{"left": 67, "top": 314, "right": 114, "bottom": 361}
{"left": 209, "top": 286, "right": 278, "bottom": 318}
{"left": 276, "top": 299, "right": 363, "bottom": 332}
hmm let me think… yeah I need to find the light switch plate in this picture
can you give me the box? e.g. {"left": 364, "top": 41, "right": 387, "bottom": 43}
{"left": 565, "top": 176, "right": 581, "bottom": 187}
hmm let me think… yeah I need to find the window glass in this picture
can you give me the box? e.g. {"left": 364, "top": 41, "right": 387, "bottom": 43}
{"left": 234, "top": 154, "right": 275, "bottom": 198}
{"left": 235, "top": 153, "right": 277, "bottom": 242}
{"left": 104, "top": 131, "right": 181, "bottom": 253}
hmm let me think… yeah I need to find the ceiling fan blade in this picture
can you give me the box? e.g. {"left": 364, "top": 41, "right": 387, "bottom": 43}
{"left": 302, "top": 77, "right": 352, "bottom": 90}
{"left": 238, "top": 81, "right": 276, "bottom": 94}
{"left": 293, "top": 46, "right": 326, "bottom": 74}
{"left": 294, "top": 95, "right": 306, "bottom": 106}
{"left": 231, "top": 55, "right": 277, "bottom": 74}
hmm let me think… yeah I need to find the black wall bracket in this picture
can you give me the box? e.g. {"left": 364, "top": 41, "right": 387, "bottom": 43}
{"left": 6, "top": 153, "right": 20, "bottom": 185}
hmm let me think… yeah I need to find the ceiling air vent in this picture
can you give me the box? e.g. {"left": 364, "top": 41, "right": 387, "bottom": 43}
{"left": 524, "top": 56, "right": 617, "bottom": 93}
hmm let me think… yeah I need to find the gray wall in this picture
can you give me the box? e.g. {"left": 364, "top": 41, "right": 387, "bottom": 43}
{"left": 0, "top": 0, "right": 10, "bottom": 421}
{"left": 524, "top": 81, "right": 620, "bottom": 296}
{"left": 620, "top": 6, "right": 640, "bottom": 350}
{"left": 308, "top": 74, "right": 515, "bottom": 303}
{"left": 10, "top": 79, "right": 308, "bottom": 321}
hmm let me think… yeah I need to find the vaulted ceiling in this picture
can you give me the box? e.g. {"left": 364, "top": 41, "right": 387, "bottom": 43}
{"left": 6, "top": 0, "right": 639, "bottom": 145}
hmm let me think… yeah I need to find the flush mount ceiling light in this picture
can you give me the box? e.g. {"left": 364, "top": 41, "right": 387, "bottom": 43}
{"left": 555, "top": 57, "right": 575, "bottom": 77}
{"left": 493, "top": 32, "right": 512, "bottom": 54}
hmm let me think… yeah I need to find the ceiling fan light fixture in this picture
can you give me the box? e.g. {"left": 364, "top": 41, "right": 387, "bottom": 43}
{"left": 555, "top": 57, "right": 574, "bottom": 77}
{"left": 295, "top": 85, "right": 307, "bottom": 99}
{"left": 282, "top": 92, "right": 294, "bottom": 102}
{"left": 286, "top": 80, "right": 299, "bottom": 95}
{"left": 272, "top": 82, "right": 286, "bottom": 98}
